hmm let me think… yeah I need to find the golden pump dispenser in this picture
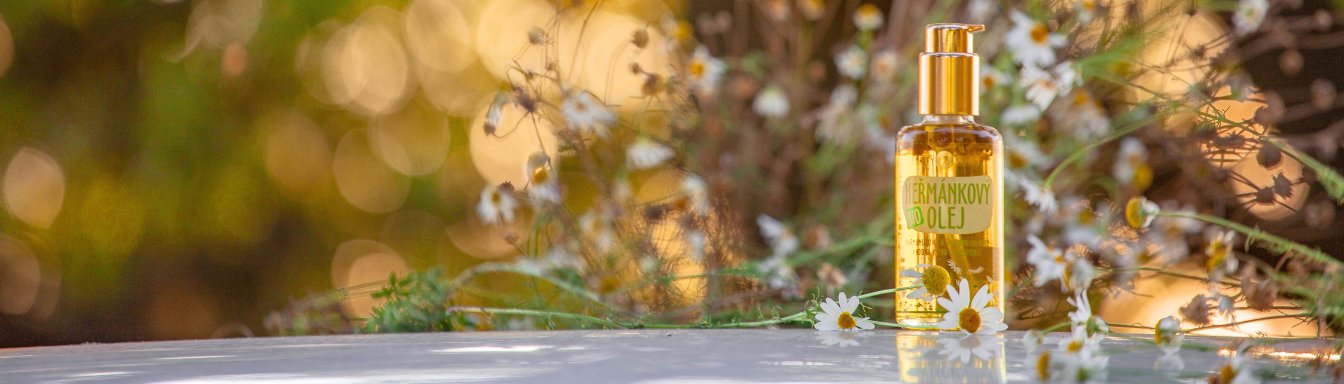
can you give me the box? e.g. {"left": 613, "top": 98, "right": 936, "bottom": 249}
{"left": 894, "top": 24, "right": 1004, "bottom": 327}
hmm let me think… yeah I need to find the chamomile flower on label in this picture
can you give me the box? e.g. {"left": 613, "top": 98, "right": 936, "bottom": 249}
{"left": 476, "top": 184, "right": 517, "bottom": 225}
{"left": 752, "top": 85, "right": 790, "bottom": 119}
{"left": 900, "top": 264, "right": 952, "bottom": 301}
{"left": 814, "top": 292, "right": 875, "bottom": 331}
{"left": 936, "top": 279, "right": 1008, "bottom": 335}
{"left": 1006, "top": 11, "right": 1066, "bottom": 67}
{"left": 1233, "top": 0, "right": 1269, "bottom": 37}
{"left": 626, "top": 138, "right": 675, "bottom": 170}
{"left": 853, "top": 4, "right": 883, "bottom": 31}
{"left": 561, "top": 91, "right": 615, "bottom": 138}
{"left": 835, "top": 45, "right": 867, "bottom": 80}
{"left": 688, "top": 46, "right": 727, "bottom": 97}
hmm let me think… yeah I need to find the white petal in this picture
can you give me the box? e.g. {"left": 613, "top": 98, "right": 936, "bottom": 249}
{"left": 815, "top": 312, "right": 836, "bottom": 324}
{"left": 971, "top": 284, "right": 991, "bottom": 309}
{"left": 900, "top": 269, "right": 921, "bottom": 278}
{"left": 980, "top": 308, "right": 1004, "bottom": 323}
{"left": 854, "top": 317, "right": 875, "bottom": 330}
{"left": 840, "top": 293, "right": 860, "bottom": 313}
{"left": 815, "top": 321, "right": 839, "bottom": 331}
{"left": 821, "top": 298, "right": 840, "bottom": 315}
{"left": 937, "top": 297, "right": 956, "bottom": 311}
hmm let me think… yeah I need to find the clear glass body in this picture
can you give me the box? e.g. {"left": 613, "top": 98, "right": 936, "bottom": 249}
{"left": 893, "top": 114, "right": 1004, "bottom": 327}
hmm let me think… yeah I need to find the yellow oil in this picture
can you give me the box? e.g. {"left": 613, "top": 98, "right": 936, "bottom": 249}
{"left": 893, "top": 115, "right": 1003, "bottom": 328}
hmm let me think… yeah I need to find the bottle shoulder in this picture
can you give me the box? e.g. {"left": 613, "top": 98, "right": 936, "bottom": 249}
{"left": 895, "top": 122, "right": 1002, "bottom": 141}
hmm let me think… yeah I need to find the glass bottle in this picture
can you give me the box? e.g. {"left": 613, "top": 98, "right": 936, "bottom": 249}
{"left": 894, "top": 24, "right": 1004, "bottom": 328}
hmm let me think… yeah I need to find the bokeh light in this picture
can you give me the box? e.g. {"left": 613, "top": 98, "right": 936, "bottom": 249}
{"left": 261, "top": 110, "right": 333, "bottom": 200}
{"left": 369, "top": 99, "right": 452, "bottom": 176}
{"left": 333, "top": 129, "right": 411, "bottom": 214}
{"left": 3, "top": 148, "right": 66, "bottom": 229}
{"left": 331, "top": 239, "right": 408, "bottom": 317}
{"left": 322, "top": 7, "right": 413, "bottom": 117}
{"left": 0, "top": 235, "right": 41, "bottom": 316}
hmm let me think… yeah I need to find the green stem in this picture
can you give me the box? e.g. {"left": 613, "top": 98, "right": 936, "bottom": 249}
{"left": 1156, "top": 211, "right": 1341, "bottom": 269}
{"left": 1179, "top": 313, "right": 1313, "bottom": 333}
{"left": 1043, "top": 112, "right": 1159, "bottom": 190}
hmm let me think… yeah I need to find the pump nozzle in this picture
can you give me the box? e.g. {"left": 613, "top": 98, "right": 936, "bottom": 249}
{"left": 919, "top": 23, "right": 985, "bottom": 115}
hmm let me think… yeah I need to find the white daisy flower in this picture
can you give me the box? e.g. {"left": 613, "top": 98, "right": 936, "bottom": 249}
{"left": 937, "top": 334, "right": 1001, "bottom": 364}
{"left": 476, "top": 184, "right": 518, "bottom": 225}
{"left": 814, "top": 292, "right": 876, "bottom": 331}
{"left": 757, "top": 214, "right": 799, "bottom": 258}
{"left": 561, "top": 90, "right": 615, "bottom": 138}
{"left": 966, "top": 0, "right": 997, "bottom": 24}
{"left": 1125, "top": 196, "right": 1161, "bottom": 230}
{"left": 1001, "top": 105, "right": 1042, "bottom": 127}
{"left": 1020, "top": 177, "right": 1059, "bottom": 214}
{"left": 1006, "top": 11, "right": 1066, "bottom": 67}
{"left": 757, "top": 254, "right": 798, "bottom": 292}
{"left": 1026, "top": 235, "right": 1068, "bottom": 287}
{"left": 1049, "top": 89, "right": 1110, "bottom": 140}
{"left": 1233, "top": 0, "right": 1269, "bottom": 37}
{"left": 483, "top": 93, "right": 506, "bottom": 135}
{"left": 1144, "top": 202, "right": 1203, "bottom": 263}
{"left": 1213, "top": 345, "right": 1260, "bottom": 384}
{"left": 681, "top": 174, "right": 711, "bottom": 216}
{"left": 936, "top": 279, "right": 1008, "bottom": 335}
{"left": 870, "top": 50, "right": 899, "bottom": 84}
{"left": 1154, "top": 315, "right": 1185, "bottom": 353}
{"left": 835, "top": 45, "right": 867, "bottom": 80}
{"left": 1004, "top": 133, "right": 1052, "bottom": 171}
{"left": 1065, "top": 253, "right": 1096, "bottom": 292}
{"left": 626, "top": 138, "right": 675, "bottom": 170}
{"left": 524, "top": 152, "right": 561, "bottom": 204}
{"left": 899, "top": 264, "right": 953, "bottom": 301}
{"left": 752, "top": 85, "right": 790, "bottom": 119}
{"left": 1022, "top": 329, "right": 1045, "bottom": 354}
{"left": 853, "top": 4, "right": 883, "bottom": 31}
{"left": 1205, "top": 229, "right": 1238, "bottom": 281}
{"left": 982, "top": 63, "right": 1011, "bottom": 90}
{"left": 1112, "top": 137, "right": 1151, "bottom": 190}
{"left": 1075, "top": 0, "right": 1099, "bottom": 24}
{"left": 688, "top": 46, "right": 727, "bottom": 97}
{"left": 816, "top": 85, "right": 860, "bottom": 143}
{"left": 1067, "top": 290, "right": 1109, "bottom": 336}
{"left": 1020, "top": 62, "right": 1078, "bottom": 110}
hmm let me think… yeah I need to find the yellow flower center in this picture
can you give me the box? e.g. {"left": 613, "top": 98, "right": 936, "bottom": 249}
{"left": 837, "top": 312, "right": 857, "bottom": 329}
{"left": 531, "top": 167, "right": 551, "bottom": 185}
{"left": 1133, "top": 164, "right": 1153, "bottom": 191}
{"left": 1218, "top": 363, "right": 1236, "bottom": 384}
{"left": 958, "top": 307, "right": 981, "bottom": 333}
{"left": 1008, "top": 150, "right": 1027, "bottom": 168}
{"left": 1153, "top": 328, "right": 1165, "bottom": 345}
{"left": 921, "top": 265, "right": 951, "bottom": 297}
{"left": 983, "top": 76, "right": 997, "bottom": 89}
{"left": 858, "top": 4, "right": 879, "bottom": 20}
{"left": 1067, "top": 340, "right": 1083, "bottom": 353}
{"left": 1036, "top": 351, "right": 1052, "bottom": 380}
{"left": 1124, "top": 197, "right": 1145, "bottom": 229}
{"left": 490, "top": 190, "right": 503, "bottom": 205}
{"left": 1030, "top": 24, "right": 1049, "bottom": 44}
{"left": 689, "top": 60, "right": 706, "bottom": 79}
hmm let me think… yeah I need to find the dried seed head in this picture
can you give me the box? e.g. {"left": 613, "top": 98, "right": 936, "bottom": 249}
{"left": 631, "top": 29, "right": 649, "bottom": 49}
{"left": 1240, "top": 270, "right": 1278, "bottom": 311}
{"left": 1180, "top": 294, "right": 1212, "bottom": 326}
{"left": 641, "top": 73, "right": 663, "bottom": 96}
{"left": 527, "top": 27, "right": 549, "bottom": 45}
{"left": 1271, "top": 173, "right": 1294, "bottom": 198}
{"left": 1255, "top": 93, "right": 1286, "bottom": 124}
{"left": 1256, "top": 144, "right": 1283, "bottom": 168}
{"left": 630, "top": 62, "right": 643, "bottom": 74}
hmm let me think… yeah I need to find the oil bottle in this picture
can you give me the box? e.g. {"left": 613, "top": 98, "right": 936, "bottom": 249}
{"left": 894, "top": 24, "right": 1004, "bottom": 327}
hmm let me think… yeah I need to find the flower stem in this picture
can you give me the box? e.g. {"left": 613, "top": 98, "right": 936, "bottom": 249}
{"left": 1156, "top": 211, "right": 1341, "bottom": 269}
{"left": 1042, "top": 111, "right": 1159, "bottom": 190}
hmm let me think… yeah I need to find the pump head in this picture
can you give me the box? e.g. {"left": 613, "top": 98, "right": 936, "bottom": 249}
{"left": 918, "top": 23, "right": 985, "bottom": 115}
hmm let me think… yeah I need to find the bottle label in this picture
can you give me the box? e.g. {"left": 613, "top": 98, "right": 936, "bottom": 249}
{"left": 900, "top": 175, "right": 993, "bottom": 234}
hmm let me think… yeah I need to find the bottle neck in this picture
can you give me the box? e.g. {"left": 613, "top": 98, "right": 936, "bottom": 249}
{"left": 920, "top": 114, "right": 976, "bottom": 125}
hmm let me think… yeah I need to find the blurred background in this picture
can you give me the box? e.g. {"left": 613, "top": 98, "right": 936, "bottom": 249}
{"left": 2, "top": 0, "right": 1343, "bottom": 347}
